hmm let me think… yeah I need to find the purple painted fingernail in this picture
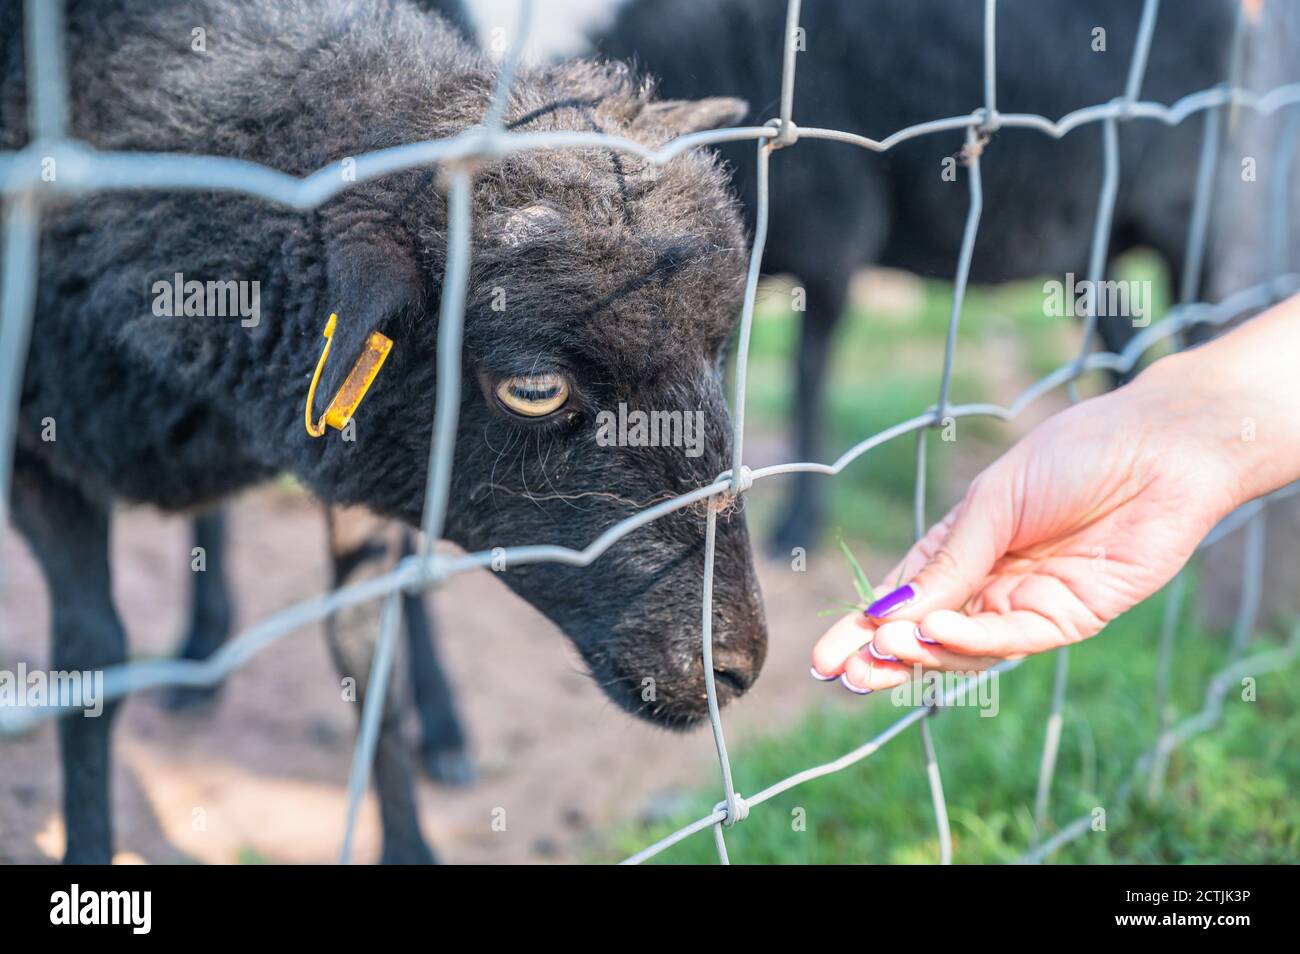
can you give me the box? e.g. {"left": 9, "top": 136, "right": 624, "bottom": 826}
{"left": 810, "top": 666, "right": 837, "bottom": 682}
{"left": 916, "top": 624, "right": 941, "bottom": 646}
{"left": 839, "top": 673, "right": 873, "bottom": 695}
{"left": 866, "top": 640, "right": 899, "bottom": 663}
{"left": 865, "top": 583, "right": 919, "bottom": 619}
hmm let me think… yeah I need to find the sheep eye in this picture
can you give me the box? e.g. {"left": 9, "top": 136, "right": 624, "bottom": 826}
{"left": 494, "top": 373, "right": 570, "bottom": 418}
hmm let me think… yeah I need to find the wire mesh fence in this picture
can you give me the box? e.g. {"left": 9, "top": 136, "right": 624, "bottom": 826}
{"left": 2, "top": 0, "right": 1298, "bottom": 865}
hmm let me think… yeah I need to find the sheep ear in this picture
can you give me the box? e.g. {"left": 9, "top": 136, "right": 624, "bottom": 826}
{"left": 319, "top": 239, "right": 424, "bottom": 405}
{"left": 634, "top": 97, "right": 750, "bottom": 135}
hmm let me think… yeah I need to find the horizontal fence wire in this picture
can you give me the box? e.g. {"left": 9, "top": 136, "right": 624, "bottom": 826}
{"left": 1, "top": 0, "right": 1298, "bottom": 865}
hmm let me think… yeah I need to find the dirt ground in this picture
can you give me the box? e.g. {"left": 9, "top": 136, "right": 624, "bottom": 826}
{"left": 0, "top": 468, "right": 907, "bottom": 865}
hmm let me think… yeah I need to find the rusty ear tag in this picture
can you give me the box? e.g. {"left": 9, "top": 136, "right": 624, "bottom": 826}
{"left": 305, "top": 313, "right": 394, "bottom": 437}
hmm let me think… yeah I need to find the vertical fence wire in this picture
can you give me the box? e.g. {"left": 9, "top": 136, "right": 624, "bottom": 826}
{"left": 1146, "top": 574, "right": 1187, "bottom": 805}
{"left": 906, "top": 0, "right": 999, "bottom": 865}
{"left": 1180, "top": 106, "right": 1222, "bottom": 307}
{"left": 338, "top": 591, "right": 403, "bottom": 864}
{"left": 24, "top": 0, "right": 69, "bottom": 142}
{"left": 0, "top": 193, "right": 39, "bottom": 527}
{"left": 727, "top": 141, "right": 771, "bottom": 490}
{"left": 913, "top": 418, "right": 952, "bottom": 865}
{"left": 1151, "top": 572, "right": 1188, "bottom": 736}
{"left": 700, "top": 504, "right": 742, "bottom": 862}
{"left": 418, "top": 168, "right": 473, "bottom": 554}
{"left": 0, "top": 0, "right": 67, "bottom": 524}
{"left": 1268, "top": 106, "right": 1300, "bottom": 295}
{"left": 1072, "top": 115, "right": 1121, "bottom": 368}
{"left": 775, "top": 0, "right": 802, "bottom": 146}
{"left": 482, "top": 0, "right": 533, "bottom": 132}
{"left": 918, "top": 715, "right": 952, "bottom": 865}
{"left": 1123, "top": 0, "right": 1161, "bottom": 105}
{"left": 934, "top": 126, "right": 983, "bottom": 420}
{"left": 1071, "top": 0, "right": 1161, "bottom": 381}
{"left": 982, "top": 0, "right": 997, "bottom": 119}
{"left": 1032, "top": 649, "right": 1068, "bottom": 838}
{"left": 908, "top": 24, "right": 996, "bottom": 858}
{"left": 706, "top": 0, "right": 794, "bottom": 862}
{"left": 1229, "top": 512, "right": 1266, "bottom": 657}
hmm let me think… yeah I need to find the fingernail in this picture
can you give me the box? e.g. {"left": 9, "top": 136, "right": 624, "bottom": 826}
{"left": 866, "top": 640, "right": 899, "bottom": 663}
{"left": 809, "top": 666, "right": 837, "bottom": 682}
{"left": 865, "top": 583, "right": 919, "bottom": 619}
{"left": 839, "top": 673, "right": 873, "bottom": 695}
{"left": 916, "top": 624, "right": 941, "bottom": 646}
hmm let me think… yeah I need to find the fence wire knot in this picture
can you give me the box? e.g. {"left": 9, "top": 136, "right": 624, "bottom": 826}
{"left": 407, "top": 551, "right": 445, "bottom": 594}
{"left": 766, "top": 117, "right": 800, "bottom": 149}
{"left": 976, "top": 106, "right": 1002, "bottom": 136}
{"left": 729, "top": 464, "right": 754, "bottom": 496}
{"left": 714, "top": 793, "right": 749, "bottom": 826}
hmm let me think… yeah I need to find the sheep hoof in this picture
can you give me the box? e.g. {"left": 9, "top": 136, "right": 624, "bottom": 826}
{"left": 155, "top": 684, "right": 222, "bottom": 714}
{"left": 420, "top": 746, "right": 476, "bottom": 787}
{"left": 380, "top": 840, "right": 437, "bottom": 865}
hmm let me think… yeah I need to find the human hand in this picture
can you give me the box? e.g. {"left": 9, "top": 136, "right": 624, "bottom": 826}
{"left": 811, "top": 299, "right": 1300, "bottom": 693}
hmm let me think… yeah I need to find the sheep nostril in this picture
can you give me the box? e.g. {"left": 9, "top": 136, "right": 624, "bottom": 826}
{"left": 711, "top": 667, "right": 750, "bottom": 696}
{"left": 700, "top": 643, "right": 762, "bottom": 702}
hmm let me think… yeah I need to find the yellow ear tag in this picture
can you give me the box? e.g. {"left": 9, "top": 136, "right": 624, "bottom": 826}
{"left": 305, "top": 312, "right": 394, "bottom": 437}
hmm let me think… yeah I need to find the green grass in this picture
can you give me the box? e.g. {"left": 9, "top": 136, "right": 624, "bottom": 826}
{"left": 602, "top": 586, "right": 1300, "bottom": 864}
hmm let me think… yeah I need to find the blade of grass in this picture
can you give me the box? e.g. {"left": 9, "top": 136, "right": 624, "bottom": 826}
{"left": 836, "top": 530, "right": 876, "bottom": 605}
{"left": 817, "top": 600, "right": 866, "bottom": 617}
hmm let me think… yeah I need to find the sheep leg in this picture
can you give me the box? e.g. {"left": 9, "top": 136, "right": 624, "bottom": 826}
{"left": 12, "top": 452, "right": 126, "bottom": 864}
{"left": 398, "top": 531, "right": 474, "bottom": 786}
{"left": 770, "top": 274, "right": 849, "bottom": 557}
{"left": 325, "top": 507, "right": 435, "bottom": 864}
{"left": 158, "top": 509, "right": 232, "bottom": 711}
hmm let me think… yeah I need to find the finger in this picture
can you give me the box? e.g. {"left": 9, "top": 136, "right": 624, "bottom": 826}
{"left": 810, "top": 611, "right": 875, "bottom": 680}
{"left": 866, "top": 475, "right": 1013, "bottom": 623}
{"left": 870, "top": 618, "right": 1002, "bottom": 671}
{"left": 966, "top": 570, "right": 1029, "bottom": 615}
{"left": 841, "top": 649, "right": 911, "bottom": 695}
{"left": 918, "top": 607, "right": 1075, "bottom": 658}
